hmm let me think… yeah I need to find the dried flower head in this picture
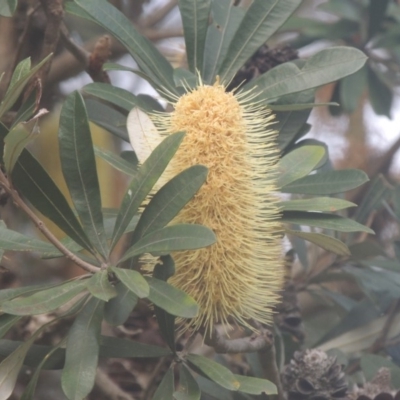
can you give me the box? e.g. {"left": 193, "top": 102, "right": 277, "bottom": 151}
{"left": 131, "top": 78, "right": 284, "bottom": 335}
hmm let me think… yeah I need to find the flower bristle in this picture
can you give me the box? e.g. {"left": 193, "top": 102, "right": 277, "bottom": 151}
{"left": 153, "top": 80, "right": 284, "bottom": 335}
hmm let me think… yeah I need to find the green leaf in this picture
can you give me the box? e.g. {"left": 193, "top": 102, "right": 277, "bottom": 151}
{"left": 174, "top": 68, "right": 198, "bottom": 89}
{"left": 179, "top": 0, "right": 211, "bottom": 74}
{"left": 132, "top": 165, "right": 208, "bottom": 241}
{"left": 59, "top": 91, "right": 108, "bottom": 258}
{"left": 87, "top": 271, "right": 117, "bottom": 301}
{"left": 146, "top": 276, "right": 198, "bottom": 318}
{"left": 83, "top": 83, "right": 154, "bottom": 113}
{"left": 186, "top": 354, "right": 240, "bottom": 391}
{"left": 246, "top": 47, "right": 368, "bottom": 104}
{"left": 104, "top": 282, "right": 138, "bottom": 326}
{"left": 234, "top": 375, "right": 277, "bottom": 395}
{"left": 3, "top": 119, "right": 40, "bottom": 173}
{"left": 368, "top": 66, "right": 393, "bottom": 118}
{"left": 282, "top": 169, "right": 369, "bottom": 195}
{"left": 99, "top": 335, "right": 171, "bottom": 358}
{"left": 1, "top": 280, "right": 87, "bottom": 315}
{"left": 62, "top": 298, "right": 104, "bottom": 400}
{"left": 12, "top": 88, "right": 38, "bottom": 127}
{"left": 0, "top": 0, "right": 17, "bottom": 16}
{"left": 276, "top": 109, "right": 311, "bottom": 151}
{"left": 196, "top": 376, "right": 233, "bottom": 400}
{"left": 0, "top": 283, "right": 59, "bottom": 304}
{"left": 285, "top": 228, "right": 350, "bottom": 256}
{"left": 153, "top": 258, "right": 176, "bottom": 352}
{"left": 153, "top": 368, "right": 175, "bottom": 400}
{"left": 111, "top": 266, "right": 149, "bottom": 298}
{"left": 340, "top": 66, "right": 367, "bottom": 113}
{"left": 0, "top": 54, "right": 52, "bottom": 118}
{"left": 111, "top": 132, "right": 185, "bottom": 250}
{"left": 0, "top": 220, "right": 59, "bottom": 256}
{"left": 367, "top": 0, "right": 390, "bottom": 40}
{"left": 218, "top": 0, "right": 301, "bottom": 83}
{"left": 282, "top": 211, "right": 374, "bottom": 233}
{"left": 360, "top": 354, "right": 400, "bottom": 388}
{"left": 0, "top": 315, "right": 21, "bottom": 339}
{"left": 120, "top": 224, "right": 216, "bottom": 262}
{"left": 278, "top": 145, "right": 326, "bottom": 188}
{"left": 94, "top": 146, "right": 136, "bottom": 175}
{"left": 7, "top": 58, "right": 31, "bottom": 96}
{"left": 73, "top": 0, "right": 177, "bottom": 98}
{"left": 202, "top": 0, "right": 246, "bottom": 84}
{"left": 174, "top": 365, "right": 201, "bottom": 400}
{"left": 281, "top": 197, "right": 356, "bottom": 212}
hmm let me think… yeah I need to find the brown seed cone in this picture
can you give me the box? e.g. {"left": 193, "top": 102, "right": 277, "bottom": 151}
{"left": 282, "top": 349, "right": 348, "bottom": 400}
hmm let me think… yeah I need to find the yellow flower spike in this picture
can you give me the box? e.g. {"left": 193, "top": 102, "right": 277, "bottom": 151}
{"left": 138, "top": 79, "right": 284, "bottom": 336}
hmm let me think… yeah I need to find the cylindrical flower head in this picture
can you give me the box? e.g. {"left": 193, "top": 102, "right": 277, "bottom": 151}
{"left": 153, "top": 80, "right": 283, "bottom": 335}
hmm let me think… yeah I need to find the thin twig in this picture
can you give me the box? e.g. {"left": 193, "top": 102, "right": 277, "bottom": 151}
{"left": 0, "top": 170, "right": 100, "bottom": 274}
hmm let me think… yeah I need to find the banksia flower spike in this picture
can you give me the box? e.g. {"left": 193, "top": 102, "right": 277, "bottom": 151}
{"left": 129, "top": 78, "right": 284, "bottom": 336}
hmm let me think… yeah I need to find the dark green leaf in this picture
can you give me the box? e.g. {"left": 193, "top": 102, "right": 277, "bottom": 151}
{"left": 120, "top": 224, "right": 216, "bottom": 262}
{"left": 12, "top": 88, "right": 38, "bottom": 127}
{"left": 0, "top": 0, "right": 17, "bottom": 17}
{"left": 104, "top": 282, "right": 138, "bottom": 326}
{"left": 0, "top": 315, "right": 21, "bottom": 339}
{"left": 146, "top": 276, "right": 198, "bottom": 318}
{"left": 276, "top": 109, "right": 311, "bottom": 151}
{"left": 132, "top": 165, "right": 208, "bottom": 242}
{"left": 87, "top": 271, "right": 117, "bottom": 301}
{"left": 340, "top": 66, "right": 367, "bottom": 113}
{"left": 234, "top": 375, "right": 277, "bottom": 395}
{"left": 85, "top": 99, "right": 129, "bottom": 142}
{"left": 218, "top": 0, "right": 301, "bottom": 83}
{"left": 282, "top": 169, "right": 369, "bottom": 195}
{"left": 282, "top": 211, "right": 374, "bottom": 233}
{"left": 246, "top": 47, "right": 368, "bottom": 104}
{"left": 285, "top": 228, "right": 350, "bottom": 256}
{"left": 1, "top": 280, "right": 87, "bottom": 315}
{"left": 94, "top": 146, "right": 136, "bottom": 175}
{"left": 111, "top": 266, "right": 149, "bottom": 298}
{"left": 73, "top": 0, "right": 177, "bottom": 98}
{"left": 61, "top": 298, "right": 104, "bottom": 400}
{"left": 281, "top": 197, "right": 356, "bottom": 212}
{"left": 0, "top": 283, "right": 59, "bottom": 304}
{"left": 153, "top": 258, "right": 176, "bottom": 352}
{"left": 6, "top": 58, "right": 31, "bottom": 98}
{"left": 368, "top": 66, "right": 393, "bottom": 118}
{"left": 179, "top": 0, "right": 211, "bottom": 73}
{"left": 59, "top": 91, "right": 108, "bottom": 258}
{"left": 153, "top": 368, "right": 175, "bottom": 400}
{"left": 367, "top": 0, "right": 390, "bottom": 40}
{"left": 99, "top": 335, "right": 171, "bottom": 358}
{"left": 186, "top": 354, "right": 239, "bottom": 391}
{"left": 83, "top": 83, "right": 154, "bottom": 113}
{"left": 278, "top": 146, "right": 326, "bottom": 187}
{"left": 111, "top": 132, "right": 185, "bottom": 250}
{"left": 0, "top": 54, "right": 52, "bottom": 118}
{"left": 196, "top": 376, "right": 233, "bottom": 400}
{"left": 175, "top": 365, "right": 201, "bottom": 400}
{"left": 361, "top": 354, "right": 400, "bottom": 388}
{"left": 202, "top": 0, "right": 246, "bottom": 84}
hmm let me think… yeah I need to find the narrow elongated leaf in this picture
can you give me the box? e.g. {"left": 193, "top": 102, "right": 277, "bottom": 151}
{"left": 196, "top": 376, "right": 233, "bottom": 400}
{"left": 73, "top": 0, "right": 177, "bottom": 98}
{"left": 0, "top": 283, "right": 59, "bottom": 304}
{"left": 12, "top": 88, "right": 38, "bottom": 127}
{"left": 0, "top": 0, "right": 17, "bottom": 17}
{"left": 153, "top": 368, "right": 175, "bottom": 400}
{"left": 282, "top": 211, "right": 374, "bottom": 233}
{"left": 6, "top": 58, "right": 31, "bottom": 95}
{"left": 94, "top": 146, "right": 136, "bottom": 175}
{"left": 104, "top": 282, "right": 138, "bottom": 326}
{"left": 368, "top": 66, "right": 392, "bottom": 117}
{"left": 99, "top": 336, "right": 171, "bottom": 358}
{"left": 245, "top": 47, "right": 367, "bottom": 104}
{"left": 62, "top": 298, "right": 104, "bottom": 400}
{"left": 146, "top": 277, "right": 198, "bottom": 318}
{"left": 285, "top": 228, "right": 350, "bottom": 256}
{"left": 111, "top": 132, "right": 185, "bottom": 250}
{"left": 0, "top": 315, "right": 21, "bottom": 339}
{"left": 234, "top": 375, "right": 277, "bottom": 395}
{"left": 186, "top": 354, "right": 240, "bottom": 391}
{"left": 0, "top": 54, "right": 52, "bottom": 118}
{"left": 83, "top": 83, "right": 153, "bottom": 113}
{"left": 340, "top": 66, "right": 367, "bottom": 113}
{"left": 87, "top": 271, "right": 117, "bottom": 301}
{"left": 203, "top": 0, "right": 246, "bottom": 83}
{"left": 120, "top": 224, "right": 216, "bottom": 262}
{"left": 281, "top": 197, "right": 356, "bottom": 212}
{"left": 132, "top": 165, "right": 208, "bottom": 241}
{"left": 278, "top": 146, "right": 326, "bottom": 187}
{"left": 111, "top": 266, "right": 149, "bottom": 298}
{"left": 175, "top": 365, "right": 201, "bottom": 400}
{"left": 59, "top": 91, "right": 108, "bottom": 257}
{"left": 218, "top": 0, "right": 301, "bottom": 83}
{"left": 1, "top": 280, "right": 87, "bottom": 315}
{"left": 179, "top": 0, "right": 211, "bottom": 73}
{"left": 282, "top": 169, "right": 369, "bottom": 195}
